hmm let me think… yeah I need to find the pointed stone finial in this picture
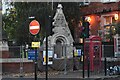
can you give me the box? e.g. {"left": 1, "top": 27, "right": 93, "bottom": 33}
{"left": 57, "top": 4, "right": 62, "bottom": 9}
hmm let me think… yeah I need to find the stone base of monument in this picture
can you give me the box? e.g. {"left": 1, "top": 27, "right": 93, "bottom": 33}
{"left": 37, "top": 57, "right": 83, "bottom": 71}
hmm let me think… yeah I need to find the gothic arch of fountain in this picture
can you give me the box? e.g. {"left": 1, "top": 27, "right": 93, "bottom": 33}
{"left": 51, "top": 34, "right": 69, "bottom": 46}
{"left": 43, "top": 4, "right": 74, "bottom": 58}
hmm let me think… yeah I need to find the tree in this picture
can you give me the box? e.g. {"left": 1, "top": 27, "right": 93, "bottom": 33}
{"left": 3, "top": 2, "right": 81, "bottom": 45}
{"left": 2, "top": 2, "right": 17, "bottom": 41}
{"left": 116, "top": 22, "right": 120, "bottom": 35}
{"left": 3, "top": 2, "right": 51, "bottom": 45}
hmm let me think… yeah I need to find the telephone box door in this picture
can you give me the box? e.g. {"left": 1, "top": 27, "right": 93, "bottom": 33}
{"left": 92, "top": 42, "right": 102, "bottom": 70}
{"left": 84, "top": 36, "right": 102, "bottom": 71}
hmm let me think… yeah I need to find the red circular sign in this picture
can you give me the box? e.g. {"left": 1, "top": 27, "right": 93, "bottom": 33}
{"left": 29, "top": 20, "right": 40, "bottom": 35}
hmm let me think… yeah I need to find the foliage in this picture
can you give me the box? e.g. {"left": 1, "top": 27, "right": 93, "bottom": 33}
{"left": 3, "top": 2, "right": 81, "bottom": 45}
{"left": 2, "top": 2, "right": 17, "bottom": 41}
{"left": 116, "top": 22, "right": 120, "bottom": 35}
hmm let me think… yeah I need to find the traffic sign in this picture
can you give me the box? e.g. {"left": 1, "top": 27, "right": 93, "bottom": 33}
{"left": 43, "top": 51, "right": 53, "bottom": 65}
{"left": 74, "top": 49, "right": 82, "bottom": 57}
{"left": 29, "top": 20, "right": 40, "bottom": 35}
{"left": 32, "top": 42, "right": 40, "bottom": 48}
{"left": 77, "top": 49, "right": 82, "bottom": 56}
{"left": 28, "top": 50, "right": 38, "bottom": 60}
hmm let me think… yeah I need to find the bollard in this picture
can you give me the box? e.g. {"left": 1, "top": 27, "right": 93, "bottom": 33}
{"left": 104, "top": 57, "right": 107, "bottom": 76}
{"left": 82, "top": 53, "right": 85, "bottom": 78}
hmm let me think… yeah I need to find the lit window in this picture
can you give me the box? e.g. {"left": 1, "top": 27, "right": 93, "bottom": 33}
{"left": 105, "top": 16, "right": 112, "bottom": 25}
{"left": 114, "top": 14, "right": 118, "bottom": 20}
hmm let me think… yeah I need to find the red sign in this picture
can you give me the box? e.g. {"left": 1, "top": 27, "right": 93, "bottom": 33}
{"left": 29, "top": 20, "right": 40, "bottom": 35}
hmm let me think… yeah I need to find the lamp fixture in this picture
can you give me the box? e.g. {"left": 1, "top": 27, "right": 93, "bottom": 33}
{"left": 114, "top": 14, "right": 118, "bottom": 20}
{"left": 85, "top": 16, "right": 91, "bottom": 23}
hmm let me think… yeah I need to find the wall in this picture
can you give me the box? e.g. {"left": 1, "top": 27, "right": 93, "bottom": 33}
{"left": 2, "top": 62, "right": 34, "bottom": 73}
{"left": 88, "top": 15, "right": 100, "bottom": 35}
{"left": 80, "top": 2, "right": 119, "bottom": 16}
{"left": 80, "top": 2, "right": 120, "bottom": 36}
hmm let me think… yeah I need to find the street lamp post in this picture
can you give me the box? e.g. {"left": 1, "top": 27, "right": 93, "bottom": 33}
{"left": 45, "top": 26, "right": 48, "bottom": 80}
{"left": 82, "top": 38, "right": 85, "bottom": 78}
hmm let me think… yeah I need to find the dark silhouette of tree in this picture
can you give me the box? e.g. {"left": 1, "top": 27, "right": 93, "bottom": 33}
{"left": 3, "top": 2, "right": 81, "bottom": 45}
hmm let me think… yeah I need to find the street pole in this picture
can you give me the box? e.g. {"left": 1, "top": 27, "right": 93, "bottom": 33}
{"left": 33, "top": 36, "right": 38, "bottom": 80}
{"left": 34, "top": 47, "right": 37, "bottom": 80}
{"left": 52, "top": 0, "right": 53, "bottom": 11}
{"left": 45, "top": 11, "right": 49, "bottom": 80}
{"left": 29, "top": 16, "right": 40, "bottom": 80}
{"left": 46, "top": 31, "right": 48, "bottom": 80}
{"left": 82, "top": 38, "right": 85, "bottom": 78}
{"left": 45, "top": 3, "right": 53, "bottom": 80}
{"left": 73, "top": 47, "right": 75, "bottom": 71}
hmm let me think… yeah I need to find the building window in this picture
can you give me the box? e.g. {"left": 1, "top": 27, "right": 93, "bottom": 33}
{"left": 103, "top": 16, "right": 114, "bottom": 25}
{"left": 104, "top": 25, "right": 116, "bottom": 42}
{"left": 105, "top": 16, "right": 112, "bottom": 25}
{"left": 103, "top": 14, "right": 117, "bottom": 25}
{"left": 99, "top": 13, "right": 117, "bottom": 42}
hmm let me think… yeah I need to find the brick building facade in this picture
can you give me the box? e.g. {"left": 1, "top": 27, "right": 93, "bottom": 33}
{"left": 75, "top": 2, "right": 120, "bottom": 42}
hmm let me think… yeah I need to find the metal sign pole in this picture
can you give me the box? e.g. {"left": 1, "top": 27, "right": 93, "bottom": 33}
{"left": 34, "top": 47, "right": 37, "bottom": 80}
{"left": 46, "top": 30, "right": 48, "bottom": 80}
{"left": 33, "top": 36, "right": 38, "bottom": 80}
{"left": 82, "top": 38, "right": 85, "bottom": 78}
{"left": 29, "top": 16, "right": 40, "bottom": 80}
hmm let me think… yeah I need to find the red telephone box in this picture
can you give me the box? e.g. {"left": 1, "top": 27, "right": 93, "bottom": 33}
{"left": 84, "top": 36, "right": 102, "bottom": 71}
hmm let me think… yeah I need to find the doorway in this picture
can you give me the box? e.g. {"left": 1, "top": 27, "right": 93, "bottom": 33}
{"left": 54, "top": 39, "right": 65, "bottom": 58}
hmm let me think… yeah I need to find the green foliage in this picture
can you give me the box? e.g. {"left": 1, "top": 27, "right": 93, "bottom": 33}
{"left": 117, "top": 22, "right": 120, "bottom": 35}
{"left": 3, "top": 2, "right": 51, "bottom": 45}
{"left": 2, "top": 5, "right": 17, "bottom": 40}
{"left": 3, "top": 2, "right": 81, "bottom": 45}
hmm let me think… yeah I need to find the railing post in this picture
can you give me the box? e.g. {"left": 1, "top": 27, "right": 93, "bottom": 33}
{"left": 20, "top": 46, "right": 24, "bottom": 78}
{"left": 104, "top": 57, "right": 107, "bottom": 76}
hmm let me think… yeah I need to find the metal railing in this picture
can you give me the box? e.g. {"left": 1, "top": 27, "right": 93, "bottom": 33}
{"left": 3, "top": 45, "right": 120, "bottom": 79}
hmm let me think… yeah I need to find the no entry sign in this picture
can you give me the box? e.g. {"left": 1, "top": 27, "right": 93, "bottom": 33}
{"left": 29, "top": 20, "right": 40, "bottom": 35}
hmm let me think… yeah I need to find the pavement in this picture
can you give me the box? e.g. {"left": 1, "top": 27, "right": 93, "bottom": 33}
{"left": 1, "top": 70, "right": 120, "bottom": 80}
